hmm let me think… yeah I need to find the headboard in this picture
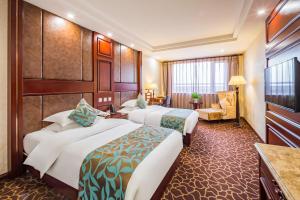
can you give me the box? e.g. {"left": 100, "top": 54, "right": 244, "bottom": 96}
{"left": 22, "top": 2, "right": 142, "bottom": 135}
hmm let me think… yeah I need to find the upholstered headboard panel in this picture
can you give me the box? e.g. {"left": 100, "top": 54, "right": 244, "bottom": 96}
{"left": 22, "top": 3, "right": 94, "bottom": 135}
{"left": 22, "top": 2, "right": 142, "bottom": 136}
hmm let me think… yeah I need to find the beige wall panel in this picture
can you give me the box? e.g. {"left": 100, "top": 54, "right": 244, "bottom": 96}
{"left": 22, "top": 2, "right": 42, "bottom": 79}
{"left": 43, "top": 94, "right": 81, "bottom": 118}
{"left": 43, "top": 11, "right": 82, "bottom": 80}
{"left": 82, "top": 28, "right": 93, "bottom": 81}
{"left": 23, "top": 96, "right": 42, "bottom": 134}
{"left": 83, "top": 93, "right": 93, "bottom": 106}
{"left": 0, "top": 0, "right": 8, "bottom": 175}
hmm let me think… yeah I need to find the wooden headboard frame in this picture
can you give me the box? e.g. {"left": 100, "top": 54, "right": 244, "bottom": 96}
{"left": 8, "top": 0, "right": 142, "bottom": 176}
{"left": 265, "top": 0, "right": 300, "bottom": 147}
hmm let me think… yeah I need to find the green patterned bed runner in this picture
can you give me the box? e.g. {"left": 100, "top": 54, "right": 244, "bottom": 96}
{"left": 160, "top": 109, "right": 193, "bottom": 134}
{"left": 78, "top": 125, "right": 173, "bottom": 200}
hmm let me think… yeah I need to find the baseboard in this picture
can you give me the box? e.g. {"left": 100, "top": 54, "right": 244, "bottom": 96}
{"left": 241, "top": 117, "right": 265, "bottom": 143}
{"left": 0, "top": 172, "right": 9, "bottom": 180}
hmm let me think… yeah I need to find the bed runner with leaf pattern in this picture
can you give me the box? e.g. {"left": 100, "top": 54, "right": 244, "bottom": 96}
{"left": 160, "top": 109, "right": 193, "bottom": 134}
{"left": 78, "top": 125, "right": 173, "bottom": 200}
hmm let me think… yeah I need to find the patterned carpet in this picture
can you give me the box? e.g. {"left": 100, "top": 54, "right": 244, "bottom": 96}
{"left": 0, "top": 119, "right": 261, "bottom": 200}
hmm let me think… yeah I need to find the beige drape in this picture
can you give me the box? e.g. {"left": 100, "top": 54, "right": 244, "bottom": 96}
{"left": 162, "top": 55, "right": 241, "bottom": 109}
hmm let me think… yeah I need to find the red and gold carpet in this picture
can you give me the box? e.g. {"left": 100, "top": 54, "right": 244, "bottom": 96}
{"left": 0, "top": 119, "right": 261, "bottom": 200}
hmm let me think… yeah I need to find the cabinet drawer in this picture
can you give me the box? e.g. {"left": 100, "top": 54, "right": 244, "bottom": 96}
{"left": 260, "top": 160, "right": 286, "bottom": 200}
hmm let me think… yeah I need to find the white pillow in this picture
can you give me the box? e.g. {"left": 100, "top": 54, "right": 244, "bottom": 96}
{"left": 43, "top": 122, "right": 80, "bottom": 132}
{"left": 43, "top": 110, "right": 74, "bottom": 127}
{"left": 118, "top": 106, "right": 139, "bottom": 114}
{"left": 121, "top": 99, "right": 137, "bottom": 107}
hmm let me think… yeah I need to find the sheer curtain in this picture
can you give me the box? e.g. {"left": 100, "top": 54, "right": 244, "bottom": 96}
{"left": 162, "top": 55, "right": 240, "bottom": 108}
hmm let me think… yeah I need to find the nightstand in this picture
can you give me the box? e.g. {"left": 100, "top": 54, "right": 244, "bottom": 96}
{"left": 105, "top": 112, "right": 128, "bottom": 119}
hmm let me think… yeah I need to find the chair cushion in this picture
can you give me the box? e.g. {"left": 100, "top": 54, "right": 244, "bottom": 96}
{"left": 196, "top": 108, "right": 222, "bottom": 121}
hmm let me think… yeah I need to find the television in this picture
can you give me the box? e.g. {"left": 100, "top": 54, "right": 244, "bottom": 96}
{"left": 265, "top": 57, "right": 300, "bottom": 112}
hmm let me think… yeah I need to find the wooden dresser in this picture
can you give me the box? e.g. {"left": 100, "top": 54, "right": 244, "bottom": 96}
{"left": 261, "top": 0, "right": 300, "bottom": 199}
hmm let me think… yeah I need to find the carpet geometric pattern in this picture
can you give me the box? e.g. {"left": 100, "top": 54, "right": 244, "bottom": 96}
{"left": 0, "top": 119, "right": 261, "bottom": 200}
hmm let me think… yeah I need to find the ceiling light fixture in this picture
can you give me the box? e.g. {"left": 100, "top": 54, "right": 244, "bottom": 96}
{"left": 220, "top": 49, "right": 225, "bottom": 53}
{"left": 107, "top": 32, "right": 113, "bottom": 37}
{"left": 130, "top": 44, "right": 135, "bottom": 48}
{"left": 67, "top": 13, "right": 75, "bottom": 19}
{"left": 257, "top": 9, "right": 266, "bottom": 16}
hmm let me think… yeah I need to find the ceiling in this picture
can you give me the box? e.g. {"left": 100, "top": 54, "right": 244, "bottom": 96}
{"left": 25, "top": 0, "right": 279, "bottom": 61}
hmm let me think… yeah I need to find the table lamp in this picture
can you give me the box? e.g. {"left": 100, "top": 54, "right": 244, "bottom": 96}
{"left": 228, "top": 76, "right": 246, "bottom": 127}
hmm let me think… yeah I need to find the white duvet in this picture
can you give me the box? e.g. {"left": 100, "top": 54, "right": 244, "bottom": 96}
{"left": 23, "top": 119, "right": 183, "bottom": 200}
{"left": 124, "top": 105, "right": 199, "bottom": 135}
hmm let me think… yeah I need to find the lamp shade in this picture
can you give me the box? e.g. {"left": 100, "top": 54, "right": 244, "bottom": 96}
{"left": 147, "top": 83, "right": 158, "bottom": 89}
{"left": 228, "top": 76, "right": 246, "bottom": 86}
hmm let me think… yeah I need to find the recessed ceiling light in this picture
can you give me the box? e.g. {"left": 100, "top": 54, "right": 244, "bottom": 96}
{"left": 98, "top": 34, "right": 104, "bottom": 39}
{"left": 107, "top": 32, "right": 113, "bottom": 37}
{"left": 130, "top": 44, "right": 135, "bottom": 48}
{"left": 257, "top": 9, "right": 266, "bottom": 16}
{"left": 67, "top": 13, "right": 75, "bottom": 19}
{"left": 220, "top": 49, "right": 225, "bottom": 53}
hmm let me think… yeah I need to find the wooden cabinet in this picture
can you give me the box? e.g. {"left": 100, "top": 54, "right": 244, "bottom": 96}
{"left": 259, "top": 159, "right": 286, "bottom": 200}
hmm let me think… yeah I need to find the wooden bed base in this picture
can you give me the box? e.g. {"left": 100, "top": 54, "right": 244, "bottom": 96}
{"left": 183, "top": 123, "right": 198, "bottom": 146}
{"left": 27, "top": 155, "right": 180, "bottom": 200}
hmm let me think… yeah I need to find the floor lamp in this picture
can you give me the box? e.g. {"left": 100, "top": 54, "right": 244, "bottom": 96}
{"left": 228, "top": 76, "right": 246, "bottom": 127}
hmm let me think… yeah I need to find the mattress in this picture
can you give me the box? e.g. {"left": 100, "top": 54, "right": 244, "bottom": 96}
{"left": 23, "top": 119, "right": 183, "bottom": 200}
{"left": 123, "top": 105, "right": 199, "bottom": 135}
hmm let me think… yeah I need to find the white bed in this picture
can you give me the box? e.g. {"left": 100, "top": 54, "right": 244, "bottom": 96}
{"left": 119, "top": 105, "right": 199, "bottom": 136}
{"left": 23, "top": 118, "right": 183, "bottom": 200}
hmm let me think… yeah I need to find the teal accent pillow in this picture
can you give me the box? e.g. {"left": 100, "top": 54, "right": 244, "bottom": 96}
{"left": 136, "top": 94, "right": 147, "bottom": 109}
{"left": 68, "top": 100, "right": 97, "bottom": 127}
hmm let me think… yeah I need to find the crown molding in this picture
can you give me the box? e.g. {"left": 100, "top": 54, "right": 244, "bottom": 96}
{"left": 26, "top": 0, "right": 253, "bottom": 53}
{"left": 152, "top": 34, "right": 236, "bottom": 52}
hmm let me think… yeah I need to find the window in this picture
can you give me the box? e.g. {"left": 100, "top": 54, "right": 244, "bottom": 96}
{"left": 172, "top": 60, "right": 228, "bottom": 94}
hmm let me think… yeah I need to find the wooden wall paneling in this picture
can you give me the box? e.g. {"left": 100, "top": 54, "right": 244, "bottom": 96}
{"left": 265, "top": 0, "right": 300, "bottom": 147}
{"left": 23, "top": 79, "right": 94, "bottom": 96}
{"left": 121, "top": 45, "right": 135, "bottom": 83}
{"left": 97, "top": 59, "right": 112, "bottom": 92}
{"left": 137, "top": 51, "right": 142, "bottom": 93}
{"left": 23, "top": 96, "right": 42, "bottom": 134}
{"left": 82, "top": 28, "right": 93, "bottom": 81}
{"left": 22, "top": 2, "right": 42, "bottom": 79}
{"left": 43, "top": 11, "right": 82, "bottom": 80}
{"left": 96, "top": 34, "right": 112, "bottom": 58}
{"left": 114, "top": 42, "right": 121, "bottom": 82}
{"left": 266, "top": 0, "right": 299, "bottom": 42}
{"left": 113, "top": 83, "right": 138, "bottom": 92}
{"left": 9, "top": 0, "right": 23, "bottom": 176}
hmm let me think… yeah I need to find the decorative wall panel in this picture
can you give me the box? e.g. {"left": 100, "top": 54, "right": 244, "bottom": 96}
{"left": 43, "top": 94, "right": 81, "bottom": 118}
{"left": 23, "top": 96, "right": 42, "bottom": 134}
{"left": 98, "top": 60, "right": 112, "bottom": 91}
{"left": 22, "top": 2, "right": 42, "bottom": 79}
{"left": 82, "top": 28, "right": 93, "bottom": 81}
{"left": 43, "top": 11, "right": 82, "bottom": 80}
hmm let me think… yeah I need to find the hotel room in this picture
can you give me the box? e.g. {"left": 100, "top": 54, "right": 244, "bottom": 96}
{"left": 0, "top": 0, "right": 299, "bottom": 199}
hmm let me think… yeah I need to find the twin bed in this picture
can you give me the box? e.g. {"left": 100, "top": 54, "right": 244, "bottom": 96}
{"left": 23, "top": 99, "right": 198, "bottom": 200}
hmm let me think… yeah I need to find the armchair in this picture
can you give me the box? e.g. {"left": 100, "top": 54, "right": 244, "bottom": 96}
{"left": 197, "top": 91, "right": 236, "bottom": 121}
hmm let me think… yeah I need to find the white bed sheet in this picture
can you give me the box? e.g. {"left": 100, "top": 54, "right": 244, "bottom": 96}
{"left": 23, "top": 119, "right": 182, "bottom": 200}
{"left": 125, "top": 105, "right": 199, "bottom": 135}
